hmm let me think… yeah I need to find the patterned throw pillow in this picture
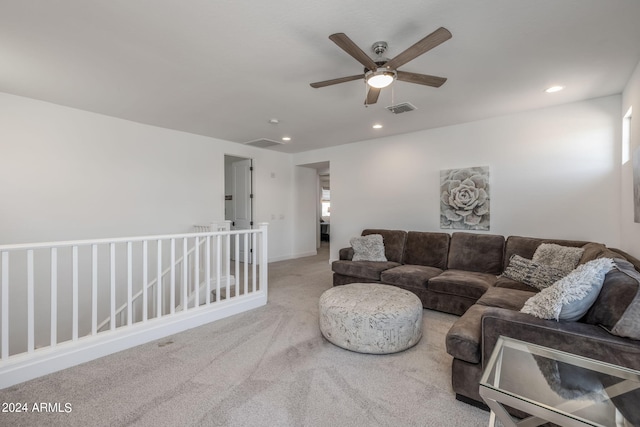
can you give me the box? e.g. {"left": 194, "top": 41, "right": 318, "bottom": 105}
{"left": 532, "top": 243, "right": 584, "bottom": 273}
{"left": 501, "top": 255, "right": 567, "bottom": 290}
{"left": 521, "top": 258, "right": 615, "bottom": 321}
{"left": 350, "top": 234, "right": 387, "bottom": 262}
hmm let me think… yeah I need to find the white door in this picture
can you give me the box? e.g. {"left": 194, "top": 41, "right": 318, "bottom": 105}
{"left": 231, "top": 159, "right": 253, "bottom": 260}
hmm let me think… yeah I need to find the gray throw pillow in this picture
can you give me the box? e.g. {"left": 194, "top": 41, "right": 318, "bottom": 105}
{"left": 501, "top": 255, "right": 567, "bottom": 290}
{"left": 350, "top": 234, "right": 387, "bottom": 262}
{"left": 532, "top": 243, "right": 584, "bottom": 273}
{"left": 521, "top": 258, "right": 614, "bottom": 321}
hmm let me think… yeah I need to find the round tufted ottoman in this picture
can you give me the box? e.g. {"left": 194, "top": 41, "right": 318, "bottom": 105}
{"left": 319, "top": 283, "right": 423, "bottom": 354}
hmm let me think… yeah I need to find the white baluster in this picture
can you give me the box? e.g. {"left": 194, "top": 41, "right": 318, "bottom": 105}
{"left": 170, "top": 238, "right": 175, "bottom": 314}
{"left": 216, "top": 235, "right": 221, "bottom": 302}
{"left": 243, "top": 233, "right": 249, "bottom": 295}
{"left": 252, "top": 231, "right": 258, "bottom": 293}
{"left": 127, "top": 242, "right": 133, "bottom": 325}
{"left": 27, "top": 250, "right": 34, "bottom": 353}
{"left": 157, "top": 240, "right": 162, "bottom": 318}
{"left": 182, "top": 238, "right": 188, "bottom": 311}
{"left": 50, "top": 248, "right": 57, "bottom": 347}
{"left": 195, "top": 236, "right": 200, "bottom": 306}
{"left": 205, "top": 236, "right": 211, "bottom": 305}
{"left": 1, "top": 252, "right": 8, "bottom": 360}
{"left": 143, "top": 241, "right": 148, "bottom": 322}
{"left": 260, "top": 223, "right": 268, "bottom": 295}
{"left": 91, "top": 245, "right": 98, "bottom": 335}
{"left": 92, "top": 244, "right": 98, "bottom": 335}
{"left": 109, "top": 243, "right": 115, "bottom": 331}
{"left": 226, "top": 234, "right": 231, "bottom": 299}
{"left": 234, "top": 233, "right": 239, "bottom": 299}
{"left": 73, "top": 246, "right": 79, "bottom": 339}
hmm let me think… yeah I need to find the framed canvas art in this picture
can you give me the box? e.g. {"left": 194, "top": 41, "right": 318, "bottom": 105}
{"left": 440, "top": 166, "right": 490, "bottom": 230}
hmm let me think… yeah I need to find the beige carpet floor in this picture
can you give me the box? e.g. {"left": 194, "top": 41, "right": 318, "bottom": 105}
{"left": 0, "top": 243, "right": 489, "bottom": 426}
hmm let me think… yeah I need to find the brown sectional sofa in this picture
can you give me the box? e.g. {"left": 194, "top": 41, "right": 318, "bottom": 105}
{"left": 332, "top": 229, "right": 640, "bottom": 418}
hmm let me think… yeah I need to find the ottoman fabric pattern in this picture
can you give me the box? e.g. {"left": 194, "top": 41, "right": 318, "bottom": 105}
{"left": 319, "top": 283, "right": 423, "bottom": 354}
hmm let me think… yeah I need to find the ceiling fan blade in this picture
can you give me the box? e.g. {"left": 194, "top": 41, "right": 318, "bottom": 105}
{"left": 365, "top": 87, "right": 381, "bottom": 105}
{"left": 396, "top": 71, "right": 447, "bottom": 87}
{"left": 384, "top": 27, "right": 452, "bottom": 70}
{"left": 329, "top": 33, "right": 379, "bottom": 71}
{"left": 310, "top": 74, "right": 363, "bottom": 88}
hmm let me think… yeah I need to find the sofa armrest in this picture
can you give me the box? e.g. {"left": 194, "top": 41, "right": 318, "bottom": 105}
{"left": 339, "top": 247, "right": 354, "bottom": 261}
{"left": 481, "top": 309, "right": 640, "bottom": 371}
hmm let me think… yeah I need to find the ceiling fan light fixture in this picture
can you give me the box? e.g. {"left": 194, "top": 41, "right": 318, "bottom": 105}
{"left": 366, "top": 69, "right": 397, "bottom": 88}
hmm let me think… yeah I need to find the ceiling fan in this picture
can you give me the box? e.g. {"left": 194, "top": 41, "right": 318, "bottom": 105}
{"left": 310, "top": 27, "right": 452, "bottom": 105}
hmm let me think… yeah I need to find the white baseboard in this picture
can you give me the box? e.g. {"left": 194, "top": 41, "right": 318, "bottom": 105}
{"left": 269, "top": 250, "right": 317, "bottom": 263}
{"left": 0, "top": 292, "right": 267, "bottom": 389}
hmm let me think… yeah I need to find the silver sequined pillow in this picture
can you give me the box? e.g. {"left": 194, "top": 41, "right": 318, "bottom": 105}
{"left": 350, "top": 234, "right": 387, "bottom": 262}
{"left": 501, "top": 255, "right": 567, "bottom": 290}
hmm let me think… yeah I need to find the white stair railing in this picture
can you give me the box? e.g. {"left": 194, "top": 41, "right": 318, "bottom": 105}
{"left": 99, "top": 222, "right": 234, "bottom": 332}
{"left": 0, "top": 223, "right": 268, "bottom": 389}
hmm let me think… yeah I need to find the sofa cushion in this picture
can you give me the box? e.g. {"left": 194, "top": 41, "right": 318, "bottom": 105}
{"left": 331, "top": 260, "right": 401, "bottom": 281}
{"left": 447, "top": 232, "right": 505, "bottom": 274}
{"left": 579, "top": 242, "right": 623, "bottom": 264}
{"left": 583, "top": 259, "right": 640, "bottom": 332}
{"left": 446, "top": 304, "right": 493, "bottom": 364}
{"left": 477, "top": 287, "right": 536, "bottom": 311}
{"left": 503, "top": 236, "right": 589, "bottom": 271}
{"left": 362, "top": 229, "right": 407, "bottom": 263}
{"left": 403, "top": 231, "right": 450, "bottom": 269}
{"left": 428, "top": 269, "right": 497, "bottom": 300}
{"left": 501, "top": 255, "right": 567, "bottom": 290}
{"left": 608, "top": 259, "right": 640, "bottom": 340}
{"left": 350, "top": 234, "right": 387, "bottom": 261}
{"left": 583, "top": 269, "right": 638, "bottom": 329}
{"left": 339, "top": 247, "right": 354, "bottom": 260}
{"left": 521, "top": 258, "right": 615, "bottom": 321}
{"left": 381, "top": 264, "right": 443, "bottom": 290}
{"left": 494, "top": 276, "right": 538, "bottom": 292}
{"left": 532, "top": 243, "right": 584, "bottom": 273}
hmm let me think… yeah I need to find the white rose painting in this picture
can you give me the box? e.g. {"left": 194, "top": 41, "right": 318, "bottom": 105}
{"left": 440, "top": 166, "right": 490, "bottom": 230}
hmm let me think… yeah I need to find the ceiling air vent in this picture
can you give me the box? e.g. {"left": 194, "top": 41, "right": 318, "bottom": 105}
{"left": 386, "top": 102, "right": 417, "bottom": 114}
{"left": 244, "top": 138, "right": 283, "bottom": 148}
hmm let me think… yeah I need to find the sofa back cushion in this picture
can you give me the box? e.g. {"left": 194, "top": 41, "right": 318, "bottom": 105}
{"left": 361, "top": 229, "right": 407, "bottom": 263}
{"left": 583, "top": 267, "right": 639, "bottom": 330}
{"left": 503, "top": 236, "right": 589, "bottom": 271}
{"left": 447, "top": 232, "right": 505, "bottom": 274}
{"left": 403, "top": 231, "right": 450, "bottom": 269}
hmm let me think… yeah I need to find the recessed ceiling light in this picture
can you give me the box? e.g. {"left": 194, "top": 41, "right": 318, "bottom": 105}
{"left": 545, "top": 86, "right": 564, "bottom": 93}
{"left": 268, "top": 118, "right": 279, "bottom": 124}
{"left": 372, "top": 124, "right": 383, "bottom": 129}
{"left": 282, "top": 137, "right": 291, "bottom": 141}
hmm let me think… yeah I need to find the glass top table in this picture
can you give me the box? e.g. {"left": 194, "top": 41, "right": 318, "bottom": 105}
{"left": 479, "top": 336, "right": 640, "bottom": 427}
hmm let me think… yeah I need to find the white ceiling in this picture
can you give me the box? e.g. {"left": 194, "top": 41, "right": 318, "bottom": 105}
{"left": 2, "top": 1, "right": 640, "bottom": 154}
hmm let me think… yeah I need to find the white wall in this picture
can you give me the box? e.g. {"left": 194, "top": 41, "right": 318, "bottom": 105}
{"left": 294, "top": 95, "right": 623, "bottom": 262}
{"left": 0, "top": 92, "right": 301, "bottom": 262}
{"left": 1, "top": 90, "right": 629, "bottom": 266}
{"left": 621, "top": 59, "right": 640, "bottom": 258}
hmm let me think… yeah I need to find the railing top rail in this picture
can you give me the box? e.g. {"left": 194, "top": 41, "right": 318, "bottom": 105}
{"left": 0, "top": 224, "right": 268, "bottom": 252}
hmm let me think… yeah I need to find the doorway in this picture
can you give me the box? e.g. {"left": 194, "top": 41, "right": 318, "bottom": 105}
{"left": 298, "top": 161, "right": 330, "bottom": 260}
{"left": 225, "top": 155, "right": 253, "bottom": 260}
